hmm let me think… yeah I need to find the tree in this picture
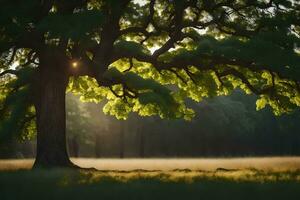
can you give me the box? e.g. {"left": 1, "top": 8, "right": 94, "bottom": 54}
{"left": 66, "top": 93, "right": 91, "bottom": 157}
{"left": 0, "top": 0, "right": 300, "bottom": 168}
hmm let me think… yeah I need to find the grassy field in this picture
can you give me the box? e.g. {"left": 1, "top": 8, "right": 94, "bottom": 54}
{"left": 1, "top": 157, "right": 300, "bottom": 171}
{"left": 1, "top": 158, "right": 300, "bottom": 200}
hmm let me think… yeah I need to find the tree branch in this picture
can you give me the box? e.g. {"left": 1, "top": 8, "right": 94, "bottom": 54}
{"left": 219, "top": 68, "right": 274, "bottom": 95}
{"left": 0, "top": 69, "right": 18, "bottom": 77}
{"left": 7, "top": 47, "right": 17, "bottom": 66}
{"left": 167, "top": 68, "right": 187, "bottom": 84}
{"left": 123, "top": 58, "right": 134, "bottom": 73}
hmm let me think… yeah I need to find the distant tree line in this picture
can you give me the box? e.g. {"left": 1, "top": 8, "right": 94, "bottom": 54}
{"left": 1, "top": 91, "right": 300, "bottom": 158}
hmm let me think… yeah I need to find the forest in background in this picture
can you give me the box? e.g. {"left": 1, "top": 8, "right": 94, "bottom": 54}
{"left": 1, "top": 91, "right": 300, "bottom": 158}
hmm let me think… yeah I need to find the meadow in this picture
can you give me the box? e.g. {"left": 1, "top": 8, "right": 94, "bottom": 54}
{"left": 1, "top": 157, "right": 300, "bottom": 200}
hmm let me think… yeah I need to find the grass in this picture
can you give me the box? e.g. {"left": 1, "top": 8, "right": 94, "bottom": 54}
{"left": 1, "top": 157, "right": 300, "bottom": 171}
{"left": 1, "top": 158, "right": 300, "bottom": 200}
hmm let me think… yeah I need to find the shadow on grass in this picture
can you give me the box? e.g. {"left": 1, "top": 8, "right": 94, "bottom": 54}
{"left": 0, "top": 169, "right": 300, "bottom": 200}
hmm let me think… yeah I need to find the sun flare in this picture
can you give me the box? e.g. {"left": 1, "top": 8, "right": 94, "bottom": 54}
{"left": 72, "top": 62, "right": 78, "bottom": 68}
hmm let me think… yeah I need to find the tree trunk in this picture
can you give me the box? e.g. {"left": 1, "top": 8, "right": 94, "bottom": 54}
{"left": 95, "top": 133, "right": 102, "bottom": 157}
{"left": 70, "top": 136, "right": 79, "bottom": 158}
{"left": 119, "top": 121, "right": 125, "bottom": 158}
{"left": 33, "top": 54, "right": 73, "bottom": 168}
{"left": 139, "top": 124, "right": 145, "bottom": 158}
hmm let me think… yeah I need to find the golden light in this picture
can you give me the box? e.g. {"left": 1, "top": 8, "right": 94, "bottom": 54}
{"left": 72, "top": 62, "right": 78, "bottom": 68}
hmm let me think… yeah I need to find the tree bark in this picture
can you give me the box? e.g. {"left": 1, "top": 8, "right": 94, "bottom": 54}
{"left": 95, "top": 133, "right": 102, "bottom": 157}
{"left": 33, "top": 53, "right": 73, "bottom": 168}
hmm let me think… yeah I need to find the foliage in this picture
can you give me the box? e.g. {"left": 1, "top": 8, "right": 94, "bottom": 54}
{"left": 66, "top": 93, "right": 91, "bottom": 142}
{"left": 0, "top": 67, "right": 36, "bottom": 141}
{"left": 0, "top": 0, "right": 300, "bottom": 139}
{"left": 62, "top": 91, "right": 300, "bottom": 157}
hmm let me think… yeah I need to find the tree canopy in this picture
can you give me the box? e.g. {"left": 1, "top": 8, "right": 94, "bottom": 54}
{"left": 1, "top": 0, "right": 300, "bottom": 140}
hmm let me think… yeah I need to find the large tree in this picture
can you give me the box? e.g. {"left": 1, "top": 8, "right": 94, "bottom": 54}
{"left": 0, "top": 0, "right": 300, "bottom": 168}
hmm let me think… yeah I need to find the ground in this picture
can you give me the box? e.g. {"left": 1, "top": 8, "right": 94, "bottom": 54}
{"left": 0, "top": 158, "right": 300, "bottom": 200}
